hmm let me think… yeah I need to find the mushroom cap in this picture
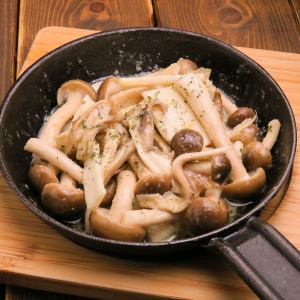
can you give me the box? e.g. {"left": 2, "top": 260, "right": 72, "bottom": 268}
{"left": 101, "top": 178, "right": 117, "bottom": 207}
{"left": 184, "top": 196, "right": 228, "bottom": 234}
{"left": 243, "top": 141, "right": 272, "bottom": 171}
{"left": 57, "top": 79, "right": 97, "bottom": 105}
{"left": 90, "top": 208, "right": 146, "bottom": 242}
{"left": 211, "top": 153, "right": 232, "bottom": 183}
{"left": 227, "top": 107, "right": 256, "bottom": 128}
{"left": 97, "top": 77, "right": 122, "bottom": 100}
{"left": 29, "top": 164, "right": 58, "bottom": 192}
{"left": 135, "top": 174, "right": 172, "bottom": 195}
{"left": 177, "top": 59, "right": 198, "bottom": 74}
{"left": 170, "top": 129, "right": 204, "bottom": 157}
{"left": 231, "top": 124, "right": 262, "bottom": 145}
{"left": 222, "top": 167, "right": 266, "bottom": 198}
{"left": 41, "top": 183, "right": 86, "bottom": 220}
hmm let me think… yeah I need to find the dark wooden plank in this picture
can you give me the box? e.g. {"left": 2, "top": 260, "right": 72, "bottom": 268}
{"left": 5, "top": 286, "right": 92, "bottom": 300}
{"left": 0, "top": 0, "right": 19, "bottom": 103}
{"left": 17, "top": 0, "right": 154, "bottom": 72}
{"left": 154, "top": 0, "right": 300, "bottom": 53}
{"left": 290, "top": 0, "right": 300, "bottom": 29}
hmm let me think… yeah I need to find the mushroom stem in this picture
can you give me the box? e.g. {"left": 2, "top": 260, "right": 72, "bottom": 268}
{"left": 175, "top": 75, "right": 249, "bottom": 182}
{"left": 24, "top": 138, "right": 83, "bottom": 183}
{"left": 221, "top": 92, "right": 238, "bottom": 115}
{"left": 60, "top": 173, "right": 76, "bottom": 187}
{"left": 233, "top": 141, "right": 244, "bottom": 158}
{"left": 172, "top": 146, "right": 229, "bottom": 199}
{"left": 263, "top": 119, "right": 281, "bottom": 150}
{"left": 184, "top": 161, "right": 212, "bottom": 176}
{"left": 128, "top": 153, "right": 151, "bottom": 179}
{"left": 109, "top": 170, "right": 136, "bottom": 221}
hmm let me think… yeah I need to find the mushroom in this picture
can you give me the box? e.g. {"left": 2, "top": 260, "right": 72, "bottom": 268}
{"left": 170, "top": 129, "right": 204, "bottom": 157}
{"left": 97, "top": 77, "right": 123, "bottom": 100}
{"left": 101, "top": 178, "right": 116, "bottom": 207}
{"left": 213, "top": 90, "right": 224, "bottom": 121}
{"left": 24, "top": 138, "right": 83, "bottom": 183}
{"left": 154, "top": 132, "right": 171, "bottom": 154}
{"left": 136, "top": 192, "right": 190, "bottom": 213}
{"left": 174, "top": 75, "right": 266, "bottom": 199}
{"left": 243, "top": 119, "right": 281, "bottom": 171}
{"left": 211, "top": 153, "right": 231, "bottom": 183}
{"left": 142, "top": 87, "right": 211, "bottom": 146}
{"left": 227, "top": 107, "right": 256, "bottom": 128}
{"left": 128, "top": 153, "right": 171, "bottom": 195}
{"left": 41, "top": 172, "right": 85, "bottom": 220}
{"left": 172, "top": 147, "right": 229, "bottom": 199}
{"left": 177, "top": 58, "right": 198, "bottom": 74}
{"left": 184, "top": 187, "right": 228, "bottom": 234}
{"left": 90, "top": 170, "right": 146, "bottom": 242}
{"left": 230, "top": 124, "right": 262, "bottom": 145}
{"left": 28, "top": 164, "right": 59, "bottom": 192}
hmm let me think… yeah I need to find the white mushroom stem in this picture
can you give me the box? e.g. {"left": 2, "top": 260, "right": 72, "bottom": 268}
{"left": 175, "top": 75, "right": 249, "bottom": 182}
{"left": 122, "top": 209, "right": 177, "bottom": 227}
{"left": 60, "top": 173, "right": 76, "bottom": 188}
{"left": 184, "top": 161, "right": 211, "bottom": 176}
{"left": 228, "top": 116, "right": 256, "bottom": 141}
{"left": 109, "top": 170, "right": 136, "bottom": 221}
{"left": 104, "top": 140, "right": 136, "bottom": 185}
{"left": 151, "top": 63, "right": 181, "bottom": 76}
{"left": 110, "top": 87, "right": 146, "bottom": 110}
{"left": 83, "top": 142, "right": 106, "bottom": 231}
{"left": 204, "top": 186, "right": 222, "bottom": 199}
{"left": 154, "top": 132, "right": 171, "bottom": 154}
{"left": 220, "top": 92, "right": 238, "bottom": 115}
{"left": 142, "top": 87, "right": 210, "bottom": 146}
{"left": 263, "top": 119, "right": 281, "bottom": 150}
{"left": 72, "top": 95, "right": 95, "bottom": 123}
{"left": 24, "top": 138, "right": 83, "bottom": 183}
{"left": 234, "top": 141, "right": 244, "bottom": 158}
{"left": 117, "top": 74, "right": 204, "bottom": 89}
{"left": 172, "top": 146, "right": 229, "bottom": 199}
{"left": 128, "top": 153, "right": 151, "bottom": 179}
{"left": 39, "top": 92, "right": 83, "bottom": 147}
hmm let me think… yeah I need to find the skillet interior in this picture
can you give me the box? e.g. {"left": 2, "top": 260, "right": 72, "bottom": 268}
{"left": 0, "top": 28, "right": 296, "bottom": 256}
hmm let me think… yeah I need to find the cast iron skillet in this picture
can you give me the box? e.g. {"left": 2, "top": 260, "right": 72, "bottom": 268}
{"left": 0, "top": 28, "right": 299, "bottom": 299}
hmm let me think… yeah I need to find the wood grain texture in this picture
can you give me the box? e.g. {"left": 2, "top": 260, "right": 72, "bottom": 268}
{"left": 154, "top": 0, "right": 300, "bottom": 53}
{"left": 17, "top": 0, "right": 153, "bottom": 72}
{"left": 2, "top": 26, "right": 300, "bottom": 300}
{"left": 290, "top": 0, "right": 300, "bottom": 29}
{"left": 0, "top": 0, "right": 19, "bottom": 103}
{"left": 5, "top": 286, "right": 91, "bottom": 300}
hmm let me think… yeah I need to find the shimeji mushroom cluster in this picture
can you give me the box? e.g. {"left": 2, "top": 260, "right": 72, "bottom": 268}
{"left": 24, "top": 59, "right": 281, "bottom": 242}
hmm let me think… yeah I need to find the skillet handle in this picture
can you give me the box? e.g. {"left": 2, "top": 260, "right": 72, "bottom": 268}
{"left": 210, "top": 216, "right": 300, "bottom": 300}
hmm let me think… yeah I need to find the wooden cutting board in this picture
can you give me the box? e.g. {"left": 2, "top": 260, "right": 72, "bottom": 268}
{"left": 0, "top": 26, "right": 299, "bottom": 300}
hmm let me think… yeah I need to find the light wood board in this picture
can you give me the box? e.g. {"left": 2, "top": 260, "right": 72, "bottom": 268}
{"left": 0, "top": 26, "right": 299, "bottom": 300}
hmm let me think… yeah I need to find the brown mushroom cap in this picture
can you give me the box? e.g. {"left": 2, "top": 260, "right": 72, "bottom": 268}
{"left": 177, "top": 59, "right": 198, "bottom": 74}
{"left": 231, "top": 124, "right": 262, "bottom": 145}
{"left": 170, "top": 129, "right": 204, "bottom": 157}
{"left": 57, "top": 79, "right": 97, "bottom": 106}
{"left": 29, "top": 164, "right": 58, "bottom": 192}
{"left": 97, "top": 77, "right": 122, "bottom": 100}
{"left": 101, "top": 178, "right": 117, "bottom": 207}
{"left": 227, "top": 107, "right": 256, "bottom": 128}
{"left": 243, "top": 141, "right": 272, "bottom": 171}
{"left": 41, "top": 183, "right": 86, "bottom": 219}
{"left": 90, "top": 208, "right": 146, "bottom": 242}
{"left": 184, "top": 196, "right": 228, "bottom": 234}
{"left": 135, "top": 174, "right": 171, "bottom": 195}
{"left": 211, "top": 154, "right": 232, "bottom": 183}
{"left": 222, "top": 167, "right": 266, "bottom": 198}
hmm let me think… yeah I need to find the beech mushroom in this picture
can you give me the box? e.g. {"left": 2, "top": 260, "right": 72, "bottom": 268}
{"left": 136, "top": 192, "right": 190, "bottom": 213}
{"left": 184, "top": 187, "right": 228, "bottom": 234}
{"left": 90, "top": 170, "right": 146, "bottom": 242}
{"left": 28, "top": 164, "right": 58, "bottom": 192}
{"left": 243, "top": 119, "right": 281, "bottom": 171}
{"left": 129, "top": 153, "right": 171, "bottom": 195}
{"left": 230, "top": 124, "right": 262, "bottom": 145}
{"left": 170, "top": 129, "right": 204, "bottom": 157}
{"left": 213, "top": 90, "right": 224, "bottom": 121}
{"left": 227, "top": 107, "right": 256, "bottom": 128}
{"left": 41, "top": 173, "right": 85, "bottom": 220}
{"left": 211, "top": 153, "right": 231, "bottom": 183}
{"left": 24, "top": 138, "right": 83, "bottom": 183}
{"left": 142, "top": 87, "right": 211, "bottom": 146}
{"left": 101, "top": 178, "right": 116, "bottom": 207}
{"left": 175, "top": 75, "right": 266, "bottom": 199}
{"left": 97, "top": 77, "right": 122, "bottom": 100}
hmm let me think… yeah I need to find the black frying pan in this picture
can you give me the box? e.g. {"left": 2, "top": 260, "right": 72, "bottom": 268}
{"left": 0, "top": 28, "right": 299, "bottom": 300}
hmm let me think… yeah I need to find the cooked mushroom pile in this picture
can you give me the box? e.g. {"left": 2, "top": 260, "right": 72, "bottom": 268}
{"left": 24, "top": 59, "right": 281, "bottom": 242}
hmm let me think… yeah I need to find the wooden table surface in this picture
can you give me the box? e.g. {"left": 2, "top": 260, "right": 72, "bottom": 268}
{"left": 1, "top": 1, "right": 300, "bottom": 299}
